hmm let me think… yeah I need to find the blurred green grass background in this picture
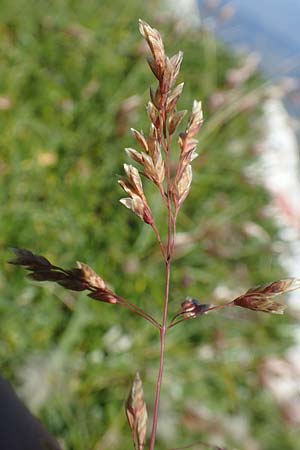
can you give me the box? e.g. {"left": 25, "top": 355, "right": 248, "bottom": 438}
{"left": 0, "top": 0, "right": 299, "bottom": 449}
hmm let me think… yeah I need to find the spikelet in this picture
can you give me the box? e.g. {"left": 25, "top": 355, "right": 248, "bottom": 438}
{"left": 125, "top": 372, "right": 148, "bottom": 450}
{"left": 232, "top": 278, "right": 300, "bottom": 314}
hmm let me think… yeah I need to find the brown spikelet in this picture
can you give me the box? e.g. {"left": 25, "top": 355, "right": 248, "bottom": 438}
{"left": 139, "top": 19, "right": 166, "bottom": 81}
{"left": 125, "top": 148, "right": 144, "bottom": 165}
{"left": 180, "top": 298, "right": 212, "bottom": 319}
{"left": 9, "top": 248, "right": 52, "bottom": 270}
{"left": 160, "top": 56, "right": 173, "bottom": 95}
{"left": 147, "top": 56, "right": 160, "bottom": 80}
{"left": 176, "top": 164, "right": 193, "bottom": 207}
{"left": 169, "top": 51, "right": 183, "bottom": 86}
{"left": 186, "top": 100, "right": 204, "bottom": 138}
{"left": 232, "top": 278, "right": 300, "bottom": 314}
{"left": 125, "top": 372, "right": 148, "bottom": 450}
{"left": 234, "top": 295, "right": 286, "bottom": 314}
{"left": 119, "top": 197, "right": 153, "bottom": 225}
{"left": 146, "top": 102, "right": 160, "bottom": 128}
{"left": 246, "top": 278, "right": 300, "bottom": 296}
{"left": 149, "top": 86, "right": 162, "bottom": 110}
{"left": 168, "top": 110, "right": 187, "bottom": 136}
{"left": 178, "top": 100, "right": 203, "bottom": 159}
{"left": 125, "top": 144, "right": 165, "bottom": 189}
{"left": 76, "top": 261, "right": 106, "bottom": 290}
{"left": 28, "top": 271, "right": 68, "bottom": 283}
{"left": 166, "top": 82, "right": 184, "bottom": 113}
{"left": 131, "top": 128, "right": 149, "bottom": 152}
{"left": 178, "top": 135, "right": 198, "bottom": 159}
{"left": 123, "top": 164, "right": 144, "bottom": 198}
{"left": 88, "top": 289, "right": 119, "bottom": 304}
{"left": 119, "top": 160, "right": 155, "bottom": 224}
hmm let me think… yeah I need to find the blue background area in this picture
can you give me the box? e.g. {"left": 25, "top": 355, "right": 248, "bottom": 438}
{"left": 198, "top": 0, "right": 300, "bottom": 79}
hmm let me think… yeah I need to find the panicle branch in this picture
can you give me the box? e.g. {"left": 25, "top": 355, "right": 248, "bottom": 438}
{"left": 9, "top": 248, "right": 160, "bottom": 328}
{"left": 170, "top": 278, "right": 300, "bottom": 329}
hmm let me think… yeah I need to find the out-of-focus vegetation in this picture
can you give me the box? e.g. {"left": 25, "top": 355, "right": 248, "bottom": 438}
{"left": 0, "top": 0, "right": 298, "bottom": 449}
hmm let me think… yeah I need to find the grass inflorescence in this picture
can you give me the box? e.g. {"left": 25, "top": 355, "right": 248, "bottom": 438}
{"left": 2, "top": 1, "right": 299, "bottom": 449}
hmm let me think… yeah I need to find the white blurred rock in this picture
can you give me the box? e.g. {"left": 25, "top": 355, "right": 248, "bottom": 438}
{"left": 163, "top": 0, "right": 201, "bottom": 27}
{"left": 260, "top": 98, "right": 300, "bottom": 310}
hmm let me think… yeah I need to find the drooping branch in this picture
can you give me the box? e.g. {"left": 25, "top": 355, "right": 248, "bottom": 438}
{"left": 169, "top": 278, "right": 300, "bottom": 329}
{"left": 9, "top": 248, "right": 160, "bottom": 329}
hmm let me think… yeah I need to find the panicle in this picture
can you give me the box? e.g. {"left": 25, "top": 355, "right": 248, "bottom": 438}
{"left": 129, "top": 20, "right": 204, "bottom": 215}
